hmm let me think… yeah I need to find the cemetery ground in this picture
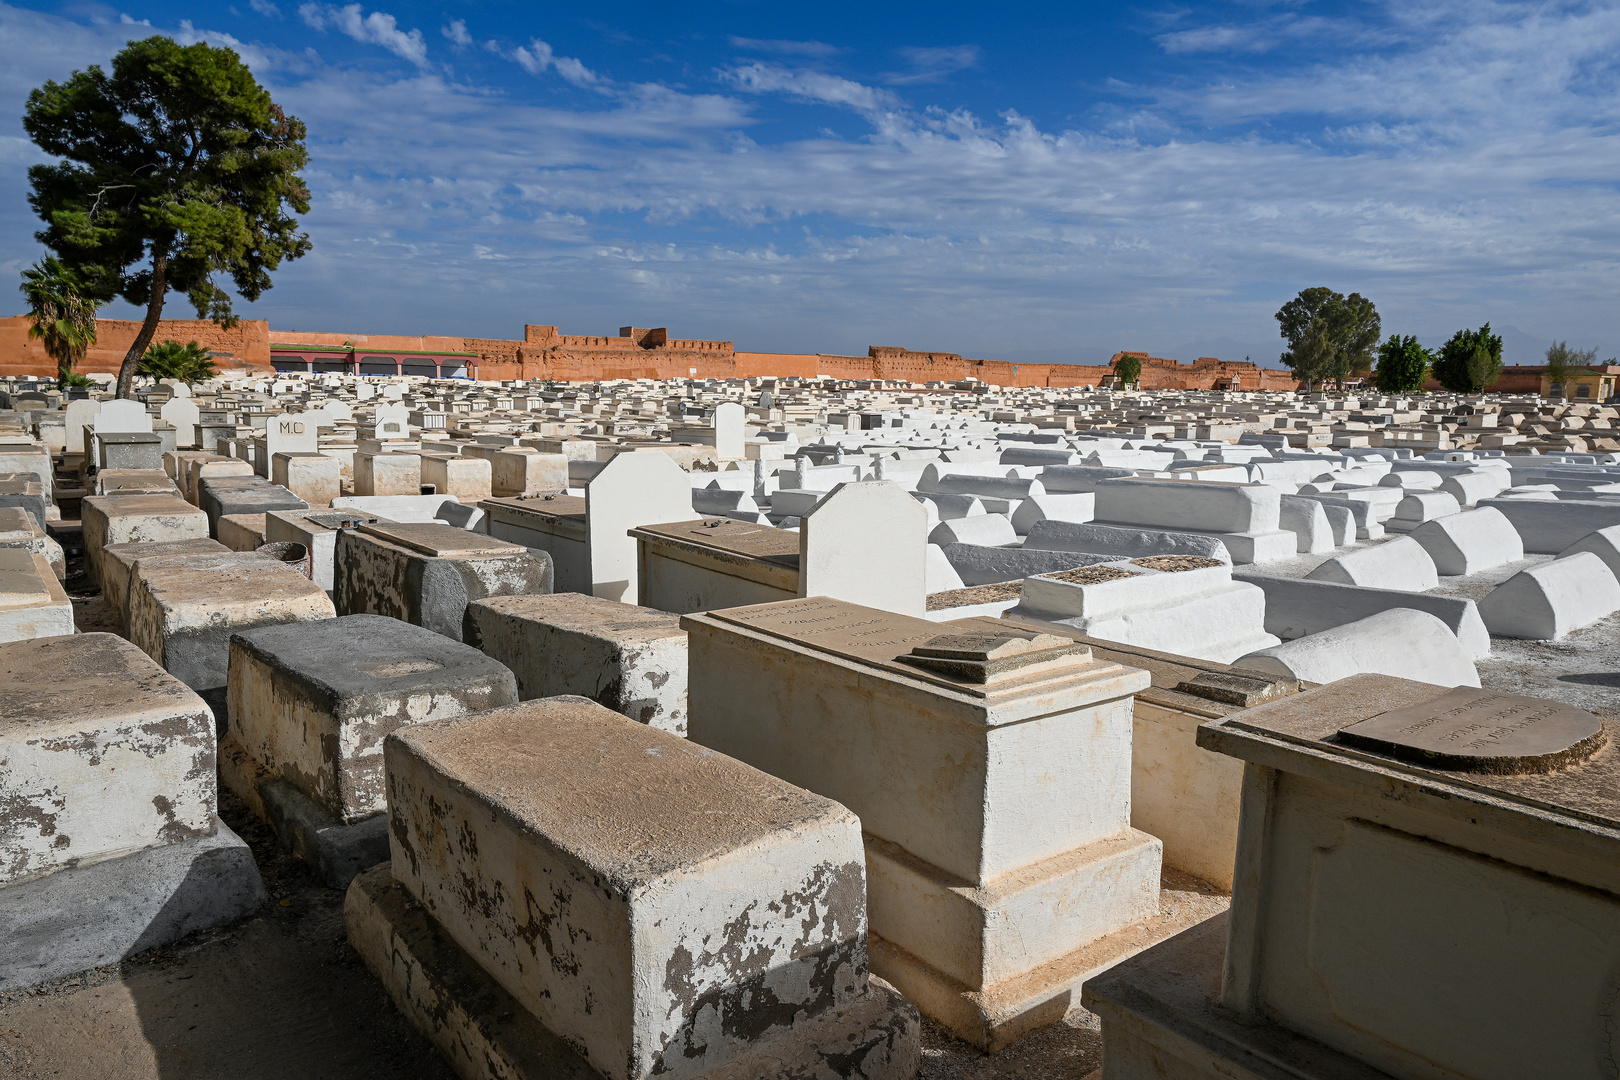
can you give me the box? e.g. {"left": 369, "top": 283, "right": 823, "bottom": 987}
{"left": 0, "top": 540, "right": 1228, "bottom": 1080}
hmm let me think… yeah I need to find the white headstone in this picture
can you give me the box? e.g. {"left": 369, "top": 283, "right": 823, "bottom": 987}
{"left": 158, "top": 378, "right": 192, "bottom": 398}
{"left": 94, "top": 398, "right": 153, "bottom": 434}
{"left": 372, "top": 402, "right": 409, "bottom": 440}
{"left": 800, "top": 481, "right": 928, "bottom": 617}
{"left": 586, "top": 451, "right": 696, "bottom": 605}
{"left": 64, "top": 399, "right": 101, "bottom": 456}
{"left": 355, "top": 382, "right": 376, "bottom": 402}
{"left": 265, "top": 412, "right": 319, "bottom": 456}
{"left": 713, "top": 401, "right": 745, "bottom": 459}
{"left": 160, "top": 397, "right": 201, "bottom": 448}
{"left": 382, "top": 383, "right": 406, "bottom": 400}
{"left": 325, "top": 400, "right": 354, "bottom": 423}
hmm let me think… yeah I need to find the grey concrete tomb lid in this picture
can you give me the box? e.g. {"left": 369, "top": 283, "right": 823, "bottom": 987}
{"left": 230, "top": 613, "right": 514, "bottom": 703}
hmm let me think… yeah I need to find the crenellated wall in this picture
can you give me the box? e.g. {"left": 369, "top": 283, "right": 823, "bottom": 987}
{"left": 0, "top": 314, "right": 1299, "bottom": 390}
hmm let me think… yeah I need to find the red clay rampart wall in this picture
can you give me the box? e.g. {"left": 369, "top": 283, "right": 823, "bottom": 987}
{"left": 1, "top": 316, "right": 1298, "bottom": 390}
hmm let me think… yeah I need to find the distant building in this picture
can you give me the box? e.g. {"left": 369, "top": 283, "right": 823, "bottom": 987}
{"left": 1491, "top": 363, "right": 1619, "bottom": 400}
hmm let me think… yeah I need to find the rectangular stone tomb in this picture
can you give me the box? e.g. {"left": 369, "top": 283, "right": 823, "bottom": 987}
{"left": 0, "top": 633, "right": 264, "bottom": 990}
{"left": 682, "top": 596, "right": 1159, "bottom": 1050}
{"left": 127, "top": 550, "right": 337, "bottom": 711}
{"left": 349, "top": 696, "right": 919, "bottom": 1080}
{"left": 479, "top": 494, "right": 591, "bottom": 593}
{"left": 631, "top": 518, "right": 801, "bottom": 614}
{"left": 952, "top": 618, "right": 1297, "bottom": 892}
{"left": 334, "top": 522, "right": 553, "bottom": 642}
{"left": 466, "top": 592, "right": 688, "bottom": 734}
{"left": 1006, "top": 556, "right": 1279, "bottom": 665}
{"left": 0, "top": 547, "right": 74, "bottom": 643}
{"left": 223, "top": 613, "right": 517, "bottom": 887}
{"left": 80, "top": 492, "right": 210, "bottom": 590}
{"left": 99, "top": 537, "right": 231, "bottom": 633}
{"left": 1085, "top": 674, "right": 1620, "bottom": 1080}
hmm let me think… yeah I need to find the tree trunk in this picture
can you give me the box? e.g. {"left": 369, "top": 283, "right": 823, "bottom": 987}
{"left": 117, "top": 245, "right": 168, "bottom": 399}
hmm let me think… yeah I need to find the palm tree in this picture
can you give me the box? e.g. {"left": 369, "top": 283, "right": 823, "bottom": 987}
{"left": 138, "top": 340, "right": 219, "bottom": 386}
{"left": 19, "top": 258, "right": 99, "bottom": 389}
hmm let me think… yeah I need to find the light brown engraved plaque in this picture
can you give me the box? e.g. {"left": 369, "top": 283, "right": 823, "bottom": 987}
{"left": 1337, "top": 686, "right": 1605, "bottom": 775}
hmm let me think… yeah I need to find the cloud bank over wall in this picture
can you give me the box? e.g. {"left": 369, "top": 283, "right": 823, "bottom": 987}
{"left": 1, "top": 1, "right": 1616, "bottom": 365}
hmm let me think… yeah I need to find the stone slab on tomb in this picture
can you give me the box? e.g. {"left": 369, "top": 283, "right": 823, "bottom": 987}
{"left": 0, "top": 505, "right": 65, "bottom": 581}
{"left": 196, "top": 475, "right": 309, "bottom": 536}
{"left": 0, "top": 473, "right": 49, "bottom": 530}
{"left": 357, "top": 520, "right": 514, "bottom": 557}
{"left": 1085, "top": 674, "right": 1620, "bottom": 1080}
{"left": 632, "top": 517, "right": 802, "bottom": 613}
{"left": 1335, "top": 685, "right": 1604, "bottom": 774}
{"left": 684, "top": 596, "right": 1157, "bottom": 1049}
{"left": 127, "top": 550, "right": 337, "bottom": 710}
{"left": 272, "top": 450, "right": 341, "bottom": 508}
{"left": 91, "top": 467, "right": 178, "bottom": 496}
{"left": 334, "top": 523, "right": 553, "bottom": 642}
{"left": 467, "top": 592, "right": 688, "bottom": 734}
{"left": 0, "top": 633, "right": 216, "bottom": 886}
{"left": 80, "top": 492, "right": 210, "bottom": 590}
{"left": 0, "top": 548, "right": 74, "bottom": 642}
{"left": 100, "top": 537, "right": 231, "bottom": 632}
{"left": 264, "top": 508, "right": 385, "bottom": 594}
{"left": 368, "top": 696, "right": 920, "bottom": 1080}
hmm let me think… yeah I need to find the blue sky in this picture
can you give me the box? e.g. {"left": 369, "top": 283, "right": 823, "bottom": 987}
{"left": 3, "top": 1, "right": 1618, "bottom": 367}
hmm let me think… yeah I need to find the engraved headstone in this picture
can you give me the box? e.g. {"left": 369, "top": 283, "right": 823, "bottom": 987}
{"left": 1337, "top": 686, "right": 1605, "bottom": 774}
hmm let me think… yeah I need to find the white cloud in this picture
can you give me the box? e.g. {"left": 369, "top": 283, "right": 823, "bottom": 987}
{"left": 510, "top": 37, "right": 601, "bottom": 88}
{"left": 722, "top": 62, "right": 900, "bottom": 115}
{"left": 298, "top": 3, "right": 428, "bottom": 67}
{"left": 249, "top": 0, "right": 281, "bottom": 18}
{"left": 728, "top": 36, "right": 842, "bottom": 58}
{"left": 441, "top": 18, "right": 470, "bottom": 47}
{"left": 885, "top": 44, "right": 980, "bottom": 84}
{"left": 175, "top": 20, "right": 275, "bottom": 71}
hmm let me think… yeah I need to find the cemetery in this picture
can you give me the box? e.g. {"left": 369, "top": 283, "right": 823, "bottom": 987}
{"left": 0, "top": 367, "right": 1617, "bottom": 1080}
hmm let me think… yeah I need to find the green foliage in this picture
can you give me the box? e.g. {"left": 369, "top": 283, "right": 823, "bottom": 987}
{"left": 1544, "top": 340, "right": 1597, "bottom": 400}
{"left": 1275, "top": 287, "right": 1381, "bottom": 389}
{"left": 1373, "top": 334, "right": 1432, "bottom": 393}
{"left": 138, "top": 339, "right": 218, "bottom": 385}
{"left": 60, "top": 371, "right": 96, "bottom": 389}
{"left": 19, "top": 257, "right": 100, "bottom": 388}
{"left": 1113, "top": 353, "right": 1143, "bottom": 384}
{"left": 23, "top": 35, "right": 311, "bottom": 396}
{"left": 1432, "top": 324, "right": 1504, "bottom": 394}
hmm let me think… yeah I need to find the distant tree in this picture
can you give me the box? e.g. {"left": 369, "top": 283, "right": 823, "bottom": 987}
{"left": 1113, "top": 353, "right": 1143, "bottom": 385}
{"left": 1373, "top": 334, "right": 1432, "bottom": 393}
{"left": 138, "top": 339, "right": 218, "bottom": 385}
{"left": 19, "top": 257, "right": 100, "bottom": 389}
{"left": 23, "top": 35, "right": 311, "bottom": 400}
{"left": 1544, "top": 340, "right": 1597, "bottom": 400}
{"left": 1275, "top": 287, "right": 1381, "bottom": 389}
{"left": 1432, "top": 323, "right": 1504, "bottom": 394}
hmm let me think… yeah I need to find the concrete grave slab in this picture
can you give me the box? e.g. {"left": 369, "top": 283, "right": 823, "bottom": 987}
{"left": 354, "top": 452, "right": 422, "bottom": 497}
{"left": 420, "top": 453, "right": 491, "bottom": 500}
{"left": 1409, "top": 505, "right": 1524, "bottom": 575}
{"left": 0, "top": 633, "right": 215, "bottom": 886}
{"left": 1022, "top": 519, "right": 1233, "bottom": 562}
{"left": 196, "top": 476, "right": 308, "bottom": 537}
{"left": 1558, "top": 523, "right": 1620, "bottom": 580}
{"left": 127, "top": 550, "right": 336, "bottom": 710}
{"left": 1233, "top": 571, "right": 1492, "bottom": 659}
{"left": 334, "top": 522, "right": 552, "bottom": 642}
{"left": 372, "top": 696, "right": 919, "bottom": 1080}
{"left": 467, "top": 592, "right": 687, "bottom": 734}
{"left": 0, "top": 504, "right": 65, "bottom": 581}
{"left": 1306, "top": 534, "right": 1440, "bottom": 592}
{"left": 684, "top": 597, "right": 1158, "bottom": 1050}
{"left": 1478, "top": 496, "right": 1620, "bottom": 553}
{"left": 1090, "top": 676, "right": 1620, "bottom": 1080}
{"left": 1009, "top": 558, "right": 1279, "bottom": 664}
{"left": 272, "top": 451, "right": 341, "bottom": 508}
{"left": 0, "top": 548, "right": 74, "bottom": 642}
{"left": 1478, "top": 551, "right": 1620, "bottom": 640}
{"left": 1235, "top": 607, "right": 1481, "bottom": 687}
{"left": 631, "top": 518, "right": 802, "bottom": 614}
{"left": 80, "top": 492, "right": 210, "bottom": 590}
{"left": 100, "top": 536, "right": 230, "bottom": 632}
